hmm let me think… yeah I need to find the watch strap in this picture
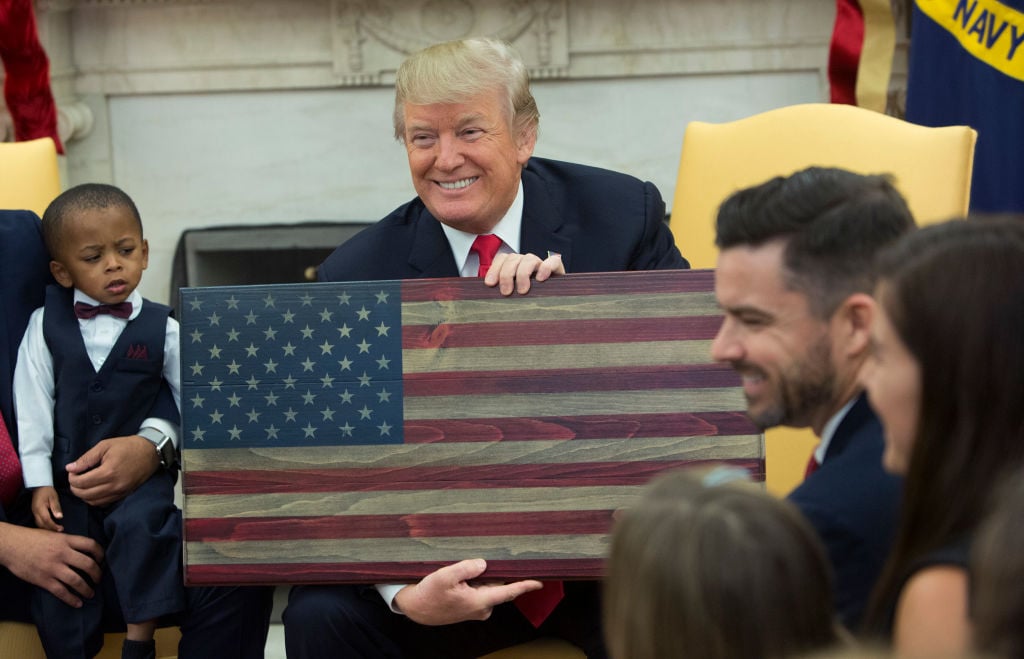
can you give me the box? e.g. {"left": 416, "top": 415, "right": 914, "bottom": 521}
{"left": 138, "top": 427, "right": 178, "bottom": 470}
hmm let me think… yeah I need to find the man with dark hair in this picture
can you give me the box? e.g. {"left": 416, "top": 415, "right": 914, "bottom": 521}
{"left": 710, "top": 166, "right": 911, "bottom": 628}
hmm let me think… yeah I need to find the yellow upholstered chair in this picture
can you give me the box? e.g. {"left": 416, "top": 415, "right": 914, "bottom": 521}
{"left": 0, "top": 137, "right": 62, "bottom": 217}
{"left": 482, "top": 638, "right": 585, "bottom": 659}
{"left": 0, "top": 622, "right": 46, "bottom": 658}
{"left": 669, "top": 102, "right": 977, "bottom": 496}
{"left": 0, "top": 623, "right": 181, "bottom": 659}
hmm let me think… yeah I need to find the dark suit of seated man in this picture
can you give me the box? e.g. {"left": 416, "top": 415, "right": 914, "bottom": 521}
{"left": 284, "top": 37, "right": 689, "bottom": 659}
{"left": 0, "top": 209, "right": 274, "bottom": 658}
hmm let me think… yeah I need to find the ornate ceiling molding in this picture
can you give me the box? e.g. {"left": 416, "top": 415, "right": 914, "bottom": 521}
{"left": 38, "top": 0, "right": 218, "bottom": 7}
{"left": 33, "top": 0, "right": 840, "bottom": 95}
{"left": 330, "top": 0, "right": 568, "bottom": 86}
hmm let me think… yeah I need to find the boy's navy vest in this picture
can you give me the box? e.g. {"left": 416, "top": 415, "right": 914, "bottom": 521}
{"left": 42, "top": 285, "right": 179, "bottom": 488}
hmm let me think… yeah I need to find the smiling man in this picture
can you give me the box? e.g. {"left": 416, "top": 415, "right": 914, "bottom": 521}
{"left": 710, "top": 167, "right": 912, "bottom": 630}
{"left": 291, "top": 38, "right": 688, "bottom": 658}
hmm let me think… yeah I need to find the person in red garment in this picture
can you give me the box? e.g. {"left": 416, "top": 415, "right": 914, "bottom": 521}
{"left": 0, "top": 0, "right": 63, "bottom": 149}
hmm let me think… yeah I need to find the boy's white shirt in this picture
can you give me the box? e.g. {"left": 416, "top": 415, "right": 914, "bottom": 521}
{"left": 14, "top": 288, "right": 181, "bottom": 488}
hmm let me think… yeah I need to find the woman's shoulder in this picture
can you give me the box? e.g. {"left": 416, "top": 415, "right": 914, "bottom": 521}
{"left": 893, "top": 564, "right": 970, "bottom": 657}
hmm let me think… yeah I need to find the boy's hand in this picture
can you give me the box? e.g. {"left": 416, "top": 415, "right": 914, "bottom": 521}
{"left": 31, "top": 486, "right": 64, "bottom": 532}
{"left": 66, "top": 435, "right": 158, "bottom": 507}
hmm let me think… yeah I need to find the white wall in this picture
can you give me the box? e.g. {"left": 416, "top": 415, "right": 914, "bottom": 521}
{"left": 110, "top": 71, "right": 821, "bottom": 302}
{"left": 35, "top": 0, "right": 835, "bottom": 304}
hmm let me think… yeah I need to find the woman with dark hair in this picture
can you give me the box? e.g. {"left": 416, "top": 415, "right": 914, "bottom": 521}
{"left": 859, "top": 217, "right": 1024, "bottom": 656}
{"left": 604, "top": 466, "right": 840, "bottom": 659}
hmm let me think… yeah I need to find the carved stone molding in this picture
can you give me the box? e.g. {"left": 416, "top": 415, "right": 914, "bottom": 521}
{"left": 0, "top": 101, "right": 93, "bottom": 145}
{"left": 0, "top": 111, "right": 12, "bottom": 143}
{"left": 57, "top": 101, "right": 94, "bottom": 143}
{"left": 38, "top": 0, "right": 217, "bottom": 7}
{"left": 330, "top": 0, "right": 568, "bottom": 86}
{"left": 34, "top": 0, "right": 833, "bottom": 95}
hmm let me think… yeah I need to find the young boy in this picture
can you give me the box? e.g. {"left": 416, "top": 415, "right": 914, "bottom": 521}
{"left": 14, "top": 183, "right": 184, "bottom": 659}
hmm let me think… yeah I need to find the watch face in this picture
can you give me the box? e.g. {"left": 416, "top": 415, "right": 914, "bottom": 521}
{"left": 157, "top": 438, "right": 178, "bottom": 469}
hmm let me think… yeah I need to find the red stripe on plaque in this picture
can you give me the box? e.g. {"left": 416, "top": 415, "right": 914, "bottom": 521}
{"left": 185, "top": 559, "right": 608, "bottom": 586}
{"left": 402, "top": 316, "right": 722, "bottom": 348}
{"left": 186, "top": 509, "right": 617, "bottom": 543}
{"left": 402, "top": 364, "right": 740, "bottom": 396}
{"left": 185, "top": 458, "right": 762, "bottom": 495}
{"left": 403, "top": 412, "right": 758, "bottom": 443}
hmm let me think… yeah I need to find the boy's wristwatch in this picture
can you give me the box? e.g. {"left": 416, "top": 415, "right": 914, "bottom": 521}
{"left": 137, "top": 427, "right": 179, "bottom": 470}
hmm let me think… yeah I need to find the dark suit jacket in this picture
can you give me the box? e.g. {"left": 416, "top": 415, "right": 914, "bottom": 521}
{"left": 0, "top": 210, "right": 53, "bottom": 523}
{"left": 787, "top": 393, "right": 903, "bottom": 630}
{"left": 318, "top": 157, "right": 689, "bottom": 281}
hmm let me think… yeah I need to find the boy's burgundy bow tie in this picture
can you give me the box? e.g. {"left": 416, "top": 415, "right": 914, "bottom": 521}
{"left": 74, "top": 301, "right": 133, "bottom": 319}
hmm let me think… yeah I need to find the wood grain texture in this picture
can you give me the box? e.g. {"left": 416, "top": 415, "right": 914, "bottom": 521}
{"left": 179, "top": 269, "right": 763, "bottom": 584}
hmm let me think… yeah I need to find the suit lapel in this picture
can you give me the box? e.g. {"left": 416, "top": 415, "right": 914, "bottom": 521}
{"left": 520, "top": 165, "right": 572, "bottom": 269}
{"left": 825, "top": 393, "right": 874, "bottom": 462}
{"left": 404, "top": 164, "right": 574, "bottom": 276}
{"left": 406, "top": 206, "right": 460, "bottom": 278}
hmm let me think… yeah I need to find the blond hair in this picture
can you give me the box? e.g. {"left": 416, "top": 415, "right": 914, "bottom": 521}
{"left": 392, "top": 37, "right": 539, "bottom": 143}
{"left": 604, "top": 466, "right": 839, "bottom": 659}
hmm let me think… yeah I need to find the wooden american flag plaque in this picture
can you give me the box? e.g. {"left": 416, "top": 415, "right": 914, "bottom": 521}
{"left": 178, "top": 269, "right": 763, "bottom": 585}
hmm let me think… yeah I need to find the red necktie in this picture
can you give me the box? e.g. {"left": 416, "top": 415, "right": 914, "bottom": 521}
{"left": 471, "top": 234, "right": 503, "bottom": 277}
{"left": 804, "top": 454, "right": 821, "bottom": 480}
{"left": 74, "top": 300, "right": 132, "bottom": 319}
{"left": 469, "top": 233, "right": 565, "bottom": 624}
{"left": 515, "top": 580, "right": 565, "bottom": 628}
{"left": 0, "top": 414, "right": 23, "bottom": 508}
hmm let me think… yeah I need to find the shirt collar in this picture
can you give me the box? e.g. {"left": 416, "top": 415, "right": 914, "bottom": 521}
{"left": 73, "top": 288, "right": 142, "bottom": 321}
{"left": 814, "top": 396, "right": 859, "bottom": 465}
{"left": 441, "top": 181, "right": 524, "bottom": 277}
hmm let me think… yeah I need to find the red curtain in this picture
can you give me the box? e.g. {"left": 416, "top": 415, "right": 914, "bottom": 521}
{"left": 828, "top": 0, "right": 865, "bottom": 105}
{"left": 0, "top": 0, "right": 63, "bottom": 152}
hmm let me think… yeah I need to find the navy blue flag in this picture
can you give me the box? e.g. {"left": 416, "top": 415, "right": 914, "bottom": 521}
{"left": 906, "top": 0, "right": 1024, "bottom": 213}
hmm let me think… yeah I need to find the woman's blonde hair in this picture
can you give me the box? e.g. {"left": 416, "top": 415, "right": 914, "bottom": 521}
{"left": 392, "top": 37, "right": 539, "bottom": 143}
{"left": 604, "top": 466, "right": 839, "bottom": 659}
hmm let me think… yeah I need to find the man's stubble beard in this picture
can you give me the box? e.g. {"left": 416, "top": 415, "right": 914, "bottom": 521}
{"left": 747, "top": 332, "right": 837, "bottom": 431}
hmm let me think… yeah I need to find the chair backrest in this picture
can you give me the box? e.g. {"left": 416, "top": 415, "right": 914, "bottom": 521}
{"left": 0, "top": 210, "right": 53, "bottom": 433}
{"left": 669, "top": 103, "right": 978, "bottom": 269}
{"left": 0, "top": 137, "right": 61, "bottom": 217}
{"left": 668, "top": 103, "right": 977, "bottom": 496}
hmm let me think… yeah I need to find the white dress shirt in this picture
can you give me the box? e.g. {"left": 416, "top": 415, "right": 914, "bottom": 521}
{"left": 376, "top": 182, "right": 526, "bottom": 612}
{"left": 14, "top": 288, "right": 181, "bottom": 488}
{"left": 440, "top": 181, "right": 524, "bottom": 277}
{"left": 813, "top": 397, "right": 858, "bottom": 468}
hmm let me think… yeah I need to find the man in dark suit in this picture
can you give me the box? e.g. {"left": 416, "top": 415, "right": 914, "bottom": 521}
{"left": 286, "top": 37, "right": 688, "bottom": 659}
{"left": 0, "top": 209, "right": 95, "bottom": 622}
{"left": 317, "top": 156, "right": 684, "bottom": 285}
{"left": 0, "top": 209, "right": 274, "bottom": 657}
{"left": 709, "top": 167, "right": 910, "bottom": 629}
